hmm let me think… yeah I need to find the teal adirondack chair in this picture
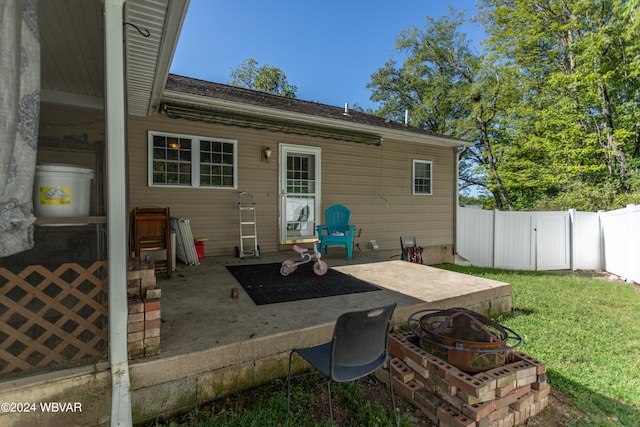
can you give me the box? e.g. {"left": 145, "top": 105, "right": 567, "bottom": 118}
{"left": 316, "top": 204, "right": 357, "bottom": 260}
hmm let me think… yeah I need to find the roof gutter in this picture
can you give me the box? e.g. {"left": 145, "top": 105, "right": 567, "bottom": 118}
{"left": 147, "top": 0, "right": 190, "bottom": 116}
{"left": 162, "top": 90, "right": 472, "bottom": 148}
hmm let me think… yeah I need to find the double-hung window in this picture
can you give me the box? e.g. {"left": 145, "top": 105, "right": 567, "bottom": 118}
{"left": 148, "top": 131, "right": 237, "bottom": 189}
{"left": 412, "top": 159, "right": 432, "bottom": 195}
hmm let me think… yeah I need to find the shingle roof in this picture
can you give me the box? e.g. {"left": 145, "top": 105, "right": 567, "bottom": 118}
{"left": 163, "top": 74, "right": 465, "bottom": 145}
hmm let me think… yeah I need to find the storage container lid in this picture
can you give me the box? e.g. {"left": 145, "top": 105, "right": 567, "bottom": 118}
{"left": 36, "top": 163, "right": 94, "bottom": 176}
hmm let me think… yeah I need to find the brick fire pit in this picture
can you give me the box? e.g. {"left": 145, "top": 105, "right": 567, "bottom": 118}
{"left": 377, "top": 332, "right": 549, "bottom": 426}
{"left": 408, "top": 308, "right": 523, "bottom": 373}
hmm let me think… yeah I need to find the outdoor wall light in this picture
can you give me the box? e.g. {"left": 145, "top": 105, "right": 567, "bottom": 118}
{"left": 262, "top": 147, "right": 273, "bottom": 163}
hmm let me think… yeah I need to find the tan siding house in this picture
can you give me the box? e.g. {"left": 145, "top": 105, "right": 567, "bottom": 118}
{"left": 125, "top": 75, "right": 469, "bottom": 263}
{"left": 34, "top": 76, "right": 468, "bottom": 263}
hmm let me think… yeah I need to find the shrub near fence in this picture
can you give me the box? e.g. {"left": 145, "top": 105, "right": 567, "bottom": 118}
{"left": 456, "top": 205, "right": 640, "bottom": 283}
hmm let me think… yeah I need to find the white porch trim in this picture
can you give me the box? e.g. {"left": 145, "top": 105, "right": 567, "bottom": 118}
{"left": 105, "top": 0, "right": 132, "bottom": 425}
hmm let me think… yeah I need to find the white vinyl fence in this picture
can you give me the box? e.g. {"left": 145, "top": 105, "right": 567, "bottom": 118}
{"left": 456, "top": 205, "right": 640, "bottom": 283}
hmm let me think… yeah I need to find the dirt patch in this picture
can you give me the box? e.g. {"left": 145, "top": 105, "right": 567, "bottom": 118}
{"left": 342, "top": 377, "right": 589, "bottom": 427}
{"left": 550, "top": 269, "right": 639, "bottom": 291}
{"left": 551, "top": 269, "right": 623, "bottom": 281}
{"left": 528, "top": 388, "right": 591, "bottom": 426}
{"left": 152, "top": 375, "right": 589, "bottom": 426}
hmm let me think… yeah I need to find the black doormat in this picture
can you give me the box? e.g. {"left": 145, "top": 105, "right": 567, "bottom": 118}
{"left": 226, "top": 263, "right": 381, "bottom": 305}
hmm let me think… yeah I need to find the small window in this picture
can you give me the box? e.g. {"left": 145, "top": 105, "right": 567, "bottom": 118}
{"left": 413, "top": 160, "right": 432, "bottom": 195}
{"left": 148, "top": 131, "right": 237, "bottom": 189}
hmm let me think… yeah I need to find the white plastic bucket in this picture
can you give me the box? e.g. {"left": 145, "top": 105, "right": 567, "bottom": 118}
{"left": 33, "top": 164, "right": 94, "bottom": 217}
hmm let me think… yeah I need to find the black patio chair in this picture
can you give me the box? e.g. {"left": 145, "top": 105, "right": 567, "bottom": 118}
{"left": 287, "top": 302, "right": 398, "bottom": 426}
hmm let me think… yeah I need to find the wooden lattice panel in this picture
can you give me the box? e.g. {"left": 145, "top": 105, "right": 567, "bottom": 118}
{"left": 0, "top": 262, "right": 108, "bottom": 376}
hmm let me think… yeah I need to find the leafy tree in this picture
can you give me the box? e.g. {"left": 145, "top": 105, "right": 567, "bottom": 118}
{"left": 478, "top": 0, "right": 640, "bottom": 199}
{"left": 369, "top": 1, "right": 640, "bottom": 211}
{"left": 367, "top": 9, "right": 517, "bottom": 209}
{"left": 230, "top": 58, "right": 297, "bottom": 98}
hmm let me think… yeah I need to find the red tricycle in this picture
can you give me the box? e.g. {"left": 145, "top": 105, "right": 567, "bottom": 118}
{"left": 280, "top": 240, "right": 328, "bottom": 276}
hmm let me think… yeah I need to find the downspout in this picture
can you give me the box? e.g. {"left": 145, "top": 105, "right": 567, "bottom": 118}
{"left": 378, "top": 139, "right": 388, "bottom": 206}
{"left": 453, "top": 147, "right": 462, "bottom": 259}
{"left": 104, "top": 0, "right": 132, "bottom": 425}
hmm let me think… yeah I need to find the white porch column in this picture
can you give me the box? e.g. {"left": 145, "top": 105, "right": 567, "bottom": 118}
{"left": 104, "top": 0, "right": 132, "bottom": 425}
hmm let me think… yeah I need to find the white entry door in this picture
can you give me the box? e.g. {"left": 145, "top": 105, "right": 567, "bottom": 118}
{"left": 279, "top": 144, "right": 321, "bottom": 243}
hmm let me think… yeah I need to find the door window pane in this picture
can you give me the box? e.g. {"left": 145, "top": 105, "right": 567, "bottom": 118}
{"left": 287, "top": 154, "right": 315, "bottom": 194}
{"left": 286, "top": 197, "right": 315, "bottom": 238}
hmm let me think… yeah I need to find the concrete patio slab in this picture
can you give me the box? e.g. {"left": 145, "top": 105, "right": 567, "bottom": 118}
{"left": 153, "top": 251, "right": 511, "bottom": 359}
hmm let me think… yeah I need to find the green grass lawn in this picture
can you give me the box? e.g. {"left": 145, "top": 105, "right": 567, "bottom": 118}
{"left": 438, "top": 265, "right": 640, "bottom": 426}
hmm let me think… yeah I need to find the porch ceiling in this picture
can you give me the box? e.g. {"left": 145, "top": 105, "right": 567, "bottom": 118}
{"left": 40, "top": 0, "right": 188, "bottom": 116}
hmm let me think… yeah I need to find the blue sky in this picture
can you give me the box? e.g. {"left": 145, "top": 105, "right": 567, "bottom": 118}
{"left": 170, "top": 0, "right": 484, "bottom": 111}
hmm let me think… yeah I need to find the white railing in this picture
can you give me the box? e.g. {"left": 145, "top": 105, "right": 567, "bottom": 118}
{"left": 456, "top": 205, "right": 639, "bottom": 283}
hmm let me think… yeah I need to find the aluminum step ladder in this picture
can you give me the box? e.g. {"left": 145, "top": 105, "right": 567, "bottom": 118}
{"left": 235, "top": 192, "right": 260, "bottom": 257}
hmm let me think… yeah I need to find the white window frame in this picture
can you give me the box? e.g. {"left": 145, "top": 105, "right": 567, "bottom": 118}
{"left": 148, "top": 131, "right": 238, "bottom": 189}
{"left": 412, "top": 159, "right": 433, "bottom": 195}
